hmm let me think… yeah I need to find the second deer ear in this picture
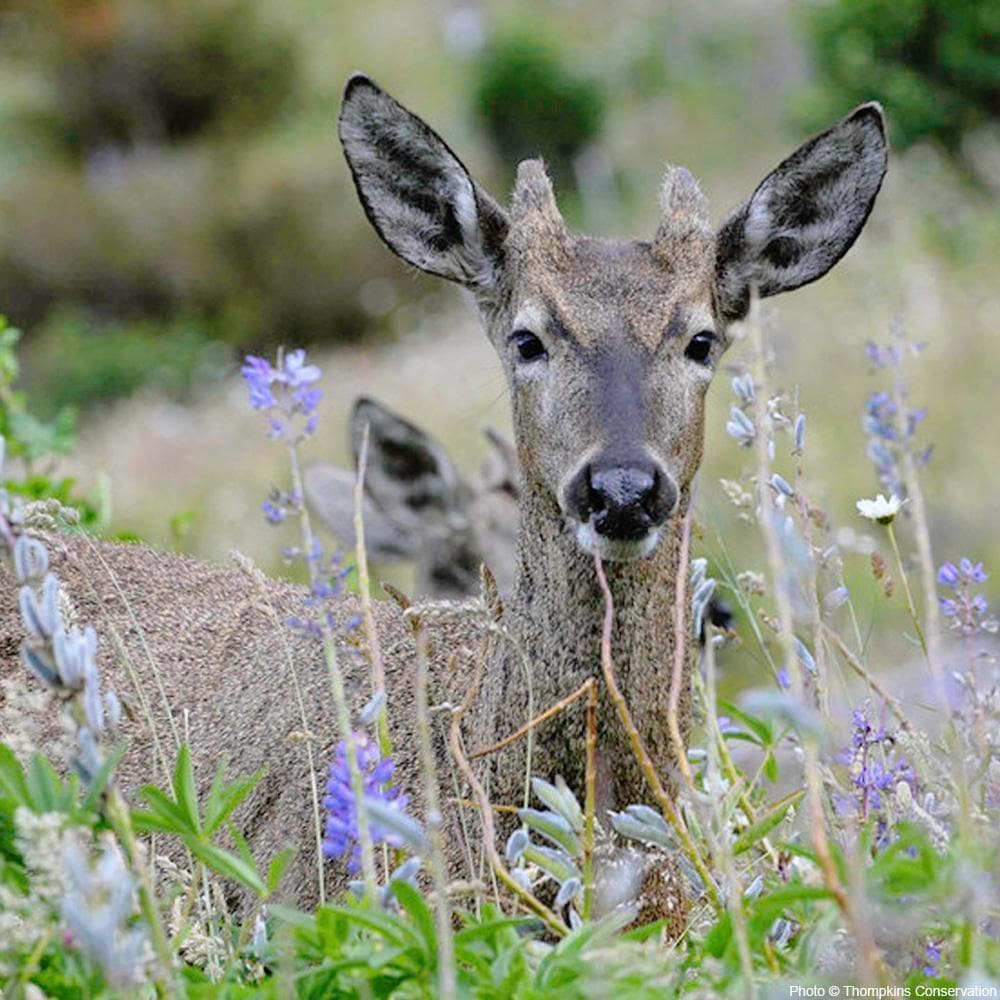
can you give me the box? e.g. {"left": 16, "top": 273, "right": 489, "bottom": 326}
{"left": 339, "top": 74, "right": 509, "bottom": 293}
{"left": 715, "top": 103, "right": 887, "bottom": 321}
{"left": 351, "top": 397, "right": 468, "bottom": 537}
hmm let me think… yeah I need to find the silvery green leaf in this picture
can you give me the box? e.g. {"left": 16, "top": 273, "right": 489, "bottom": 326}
{"left": 105, "top": 690, "right": 122, "bottom": 727}
{"left": 823, "top": 586, "right": 849, "bottom": 612}
{"left": 555, "top": 877, "right": 581, "bottom": 907}
{"left": 365, "top": 799, "right": 427, "bottom": 854}
{"left": 521, "top": 845, "right": 580, "bottom": 884}
{"left": 19, "top": 586, "right": 49, "bottom": 638}
{"left": 359, "top": 689, "right": 386, "bottom": 725}
{"left": 73, "top": 727, "right": 103, "bottom": 784}
{"left": 692, "top": 577, "right": 716, "bottom": 610}
{"left": 770, "top": 473, "right": 794, "bottom": 497}
{"left": 41, "top": 574, "right": 62, "bottom": 635}
{"left": 506, "top": 828, "right": 529, "bottom": 865}
{"left": 677, "top": 854, "right": 706, "bottom": 896}
{"left": 744, "top": 874, "right": 764, "bottom": 899}
{"left": 624, "top": 804, "right": 671, "bottom": 835}
{"left": 53, "top": 627, "right": 80, "bottom": 687}
{"left": 13, "top": 536, "right": 48, "bottom": 583}
{"left": 690, "top": 558, "right": 707, "bottom": 589}
{"left": 84, "top": 662, "right": 104, "bottom": 733}
{"left": 21, "top": 643, "right": 58, "bottom": 686}
{"left": 794, "top": 638, "right": 816, "bottom": 674}
{"left": 531, "top": 777, "right": 583, "bottom": 832}
{"left": 608, "top": 810, "right": 675, "bottom": 850}
{"left": 389, "top": 857, "right": 422, "bottom": 885}
{"left": 741, "top": 689, "right": 822, "bottom": 740}
{"left": 794, "top": 414, "right": 806, "bottom": 452}
{"left": 348, "top": 880, "right": 364, "bottom": 899}
{"left": 511, "top": 868, "right": 533, "bottom": 894}
{"left": 687, "top": 748, "right": 707, "bottom": 763}
{"left": 518, "top": 808, "right": 581, "bottom": 856}
{"left": 568, "top": 907, "right": 584, "bottom": 930}
{"left": 770, "top": 917, "right": 793, "bottom": 947}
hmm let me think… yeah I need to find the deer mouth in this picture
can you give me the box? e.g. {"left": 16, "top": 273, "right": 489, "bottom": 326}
{"left": 573, "top": 519, "right": 663, "bottom": 562}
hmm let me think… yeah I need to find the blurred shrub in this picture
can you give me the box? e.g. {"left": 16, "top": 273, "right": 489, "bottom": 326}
{"left": 22, "top": 310, "right": 230, "bottom": 414}
{"left": 0, "top": 0, "right": 395, "bottom": 381}
{"left": 799, "top": 0, "right": 1000, "bottom": 154}
{"left": 24, "top": 0, "right": 299, "bottom": 156}
{"left": 471, "top": 30, "right": 606, "bottom": 192}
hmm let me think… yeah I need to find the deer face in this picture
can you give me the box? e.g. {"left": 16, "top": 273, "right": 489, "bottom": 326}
{"left": 339, "top": 75, "right": 886, "bottom": 561}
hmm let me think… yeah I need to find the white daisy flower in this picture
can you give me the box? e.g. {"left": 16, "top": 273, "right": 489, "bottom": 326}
{"left": 856, "top": 493, "right": 905, "bottom": 524}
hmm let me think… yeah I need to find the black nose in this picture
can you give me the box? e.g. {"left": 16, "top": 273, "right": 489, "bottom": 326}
{"left": 567, "top": 458, "right": 676, "bottom": 540}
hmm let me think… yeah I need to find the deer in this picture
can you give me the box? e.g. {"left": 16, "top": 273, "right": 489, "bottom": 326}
{"left": 0, "top": 74, "right": 887, "bottom": 922}
{"left": 304, "top": 395, "right": 519, "bottom": 600}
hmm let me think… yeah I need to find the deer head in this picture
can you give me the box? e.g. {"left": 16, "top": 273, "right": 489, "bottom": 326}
{"left": 338, "top": 75, "right": 886, "bottom": 564}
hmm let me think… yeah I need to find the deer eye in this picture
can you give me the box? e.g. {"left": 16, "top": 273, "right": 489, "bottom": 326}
{"left": 684, "top": 330, "right": 715, "bottom": 365}
{"left": 510, "top": 330, "right": 548, "bottom": 364}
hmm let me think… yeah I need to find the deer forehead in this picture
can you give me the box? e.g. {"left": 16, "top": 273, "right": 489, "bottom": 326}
{"left": 507, "top": 235, "right": 717, "bottom": 353}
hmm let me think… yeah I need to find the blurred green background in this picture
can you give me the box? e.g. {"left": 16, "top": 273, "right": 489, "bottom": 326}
{"left": 0, "top": 0, "right": 997, "bottom": 636}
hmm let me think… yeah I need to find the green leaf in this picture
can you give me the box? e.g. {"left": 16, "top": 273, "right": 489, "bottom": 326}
{"left": 731, "top": 788, "right": 804, "bottom": 855}
{"left": 392, "top": 881, "right": 437, "bottom": 958}
{"left": 135, "top": 785, "right": 191, "bottom": 834}
{"left": 26, "top": 754, "right": 70, "bottom": 812}
{"left": 267, "top": 847, "right": 296, "bottom": 896}
{"left": 203, "top": 762, "right": 263, "bottom": 837}
{"left": 173, "top": 745, "right": 202, "bottom": 834}
{"left": 186, "top": 840, "right": 266, "bottom": 896}
{"left": 719, "top": 699, "right": 776, "bottom": 746}
{"left": 80, "top": 740, "right": 128, "bottom": 814}
{"left": 763, "top": 750, "right": 779, "bottom": 783}
{"left": 227, "top": 821, "right": 257, "bottom": 871}
{"left": 0, "top": 745, "right": 30, "bottom": 807}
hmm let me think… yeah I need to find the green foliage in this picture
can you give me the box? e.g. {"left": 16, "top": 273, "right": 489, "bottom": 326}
{"left": 0, "top": 315, "right": 104, "bottom": 527}
{"left": 23, "top": 310, "right": 230, "bottom": 415}
{"left": 472, "top": 29, "right": 606, "bottom": 193}
{"left": 798, "top": 0, "right": 1000, "bottom": 153}
{"left": 23, "top": 0, "right": 299, "bottom": 157}
{"left": 133, "top": 746, "right": 269, "bottom": 897}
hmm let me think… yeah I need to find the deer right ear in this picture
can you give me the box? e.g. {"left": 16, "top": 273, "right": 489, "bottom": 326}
{"left": 339, "top": 74, "right": 509, "bottom": 292}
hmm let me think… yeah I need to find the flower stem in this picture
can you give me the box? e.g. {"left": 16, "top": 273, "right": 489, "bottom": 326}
{"left": 885, "top": 522, "right": 931, "bottom": 666}
{"left": 286, "top": 436, "right": 378, "bottom": 898}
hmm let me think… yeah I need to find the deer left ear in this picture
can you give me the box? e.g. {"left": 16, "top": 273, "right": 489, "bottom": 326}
{"left": 715, "top": 103, "right": 887, "bottom": 321}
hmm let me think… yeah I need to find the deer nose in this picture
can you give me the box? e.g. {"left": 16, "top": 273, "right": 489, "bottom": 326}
{"left": 568, "top": 459, "right": 677, "bottom": 540}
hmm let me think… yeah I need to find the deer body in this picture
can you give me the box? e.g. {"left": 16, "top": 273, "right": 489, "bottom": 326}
{"left": 0, "top": 75, "right": 887, "bottom": 916}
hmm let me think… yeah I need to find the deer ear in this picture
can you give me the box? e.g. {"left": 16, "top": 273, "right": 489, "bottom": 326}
{"left": 303, "top": 464, "right": 421, "bottom": 561}
{"left": 339, "top": 74, "right": 509, "bottom": 292}
{"left": 351, "top": 397, "right": 468, "bottom": 538}
{"left": 716, "top": 103, "right": 887, "bottom": 320}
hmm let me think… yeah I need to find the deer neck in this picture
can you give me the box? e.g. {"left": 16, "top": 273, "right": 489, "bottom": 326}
{"left": 480, "top": 482, "right": 691, "bottom": 813}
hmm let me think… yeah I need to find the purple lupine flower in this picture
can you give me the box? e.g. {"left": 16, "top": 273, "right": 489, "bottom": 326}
{"left": 836, "top": 707, "right": 916, "bottom": 836}
{"left": 937, "top": 557, "right": 996, "bottom": 636}
{"left": 861, "top": 328, "right": 931, "bottom": 497}
{"left": 923, "top": 941, "right": 941, "bottom": 978}
{"left": 261, "top": 500, "right": 286, "bottom": 525}
{"left": 776, "top": 667, "right": 791, "bottom": 689}
{"left": 242, "top": 356, "right": 278, "bottom": 410}
{"left": 242, "top": 348, "right": 324, "bottom": 442}
{"left": 323, "top": 732, "right": 410, "bottom": 873}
